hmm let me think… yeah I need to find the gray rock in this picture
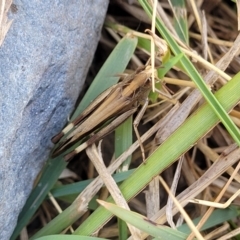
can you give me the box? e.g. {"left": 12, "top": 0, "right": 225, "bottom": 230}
{"left": 0, "top": 1, "right": 108, "bottom": 239}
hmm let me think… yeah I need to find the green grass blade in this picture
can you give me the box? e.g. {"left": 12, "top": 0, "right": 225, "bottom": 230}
{"left": 35, "top": 235, "right": 107, "bottom": 240}
{"left": 11, "top": 156, "right": 68, "bottom": 240}
{"left": 177, "top": 206, "right": 240, "bottom": 234}
{"left": 139, "top": 0, "right": 240, "bottom": 146}
{"left": 104, "top": 21, "right": 152, "bottom": 53}
{"left": 170, "top": 0, "right": 189, "bottom": 44}
{"left": 72, "top": 35, "right": 138, "bottom": 119}
{"left": 99, "top": 200, "right": 188, "bottom": 239}
{"left": 73, "top": 72, "right": 240, "bottom": 236}
{"left": 149, "top": 53, "right": 183, "bottom": 102}
{"left": 115, "top": 116, "right": 133, "bottom": 169}
{"left": 11, "top": 35, "right": 138, "bottom": 240}
{"left": 115, "top": 116, "right": 133, "bottom": 240}
{"left": 50, "top": 170, "right": 135, "bottom": 199}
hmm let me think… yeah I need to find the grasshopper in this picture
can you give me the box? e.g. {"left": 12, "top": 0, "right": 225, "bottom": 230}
{"left": 51, "top": 64, "right": 157, "bottom": 162}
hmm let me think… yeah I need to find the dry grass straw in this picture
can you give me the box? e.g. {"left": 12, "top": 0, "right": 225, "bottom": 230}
{"left": 86, "top": 143, "right": 142, "bottom": 238}
{"left": 0, "top": 0, "right": 12, "bottom": 46}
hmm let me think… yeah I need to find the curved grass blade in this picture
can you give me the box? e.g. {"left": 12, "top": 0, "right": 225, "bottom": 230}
{"left": 98, "top": 200, "right": 188, "bottom": 239}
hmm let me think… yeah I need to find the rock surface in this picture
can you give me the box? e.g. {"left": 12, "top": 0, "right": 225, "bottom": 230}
{"left": 0, "top": 1, "right": 108, "bottom": 239}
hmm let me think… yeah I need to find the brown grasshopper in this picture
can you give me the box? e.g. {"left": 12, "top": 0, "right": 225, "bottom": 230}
{"left": 51, "top": 64, "right": 157, "bottom": 162}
